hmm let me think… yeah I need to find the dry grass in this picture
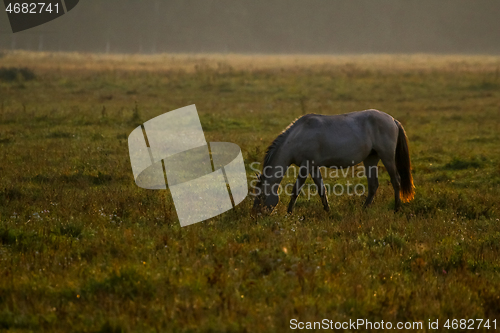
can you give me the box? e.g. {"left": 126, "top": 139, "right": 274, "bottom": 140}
{"left": 2, "top": 51, "right": 500, "bottom": 73}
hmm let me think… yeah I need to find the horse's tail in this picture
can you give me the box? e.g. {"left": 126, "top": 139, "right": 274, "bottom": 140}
{"left": 394, "top": 119, "right": 415, "bottom": 202}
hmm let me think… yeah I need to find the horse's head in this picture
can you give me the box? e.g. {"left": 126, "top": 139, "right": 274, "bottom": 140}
{"left": 252, "top": 172, "right": 280, "bottom": 215}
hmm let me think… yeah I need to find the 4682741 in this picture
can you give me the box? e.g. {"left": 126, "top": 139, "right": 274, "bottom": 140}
{"left": 444, "top": 319, "right": 497, "bottom": 330}
{"left": 5, "top": 2, "right": 60, "bottom": 14}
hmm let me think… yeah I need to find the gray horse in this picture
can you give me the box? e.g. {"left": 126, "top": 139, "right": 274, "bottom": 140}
{"left": 252, "top": 109, "right": 414, "bottom": 214}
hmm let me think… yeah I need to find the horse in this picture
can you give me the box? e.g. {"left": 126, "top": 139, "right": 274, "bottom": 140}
{"left": 252, "top": 109, "right": 414, "bottom": 214}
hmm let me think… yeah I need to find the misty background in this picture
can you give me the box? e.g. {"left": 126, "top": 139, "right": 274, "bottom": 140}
{"left": 1, "top": 0, "right": 500, "bottom": 54}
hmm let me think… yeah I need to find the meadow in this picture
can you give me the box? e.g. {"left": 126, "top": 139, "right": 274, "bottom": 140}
{"left": 0, "top": 51, "right": 499, "bottom": 332}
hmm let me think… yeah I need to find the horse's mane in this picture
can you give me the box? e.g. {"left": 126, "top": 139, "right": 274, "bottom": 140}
{"left": 263, "top": 115, "right": 307, "bottom": 167}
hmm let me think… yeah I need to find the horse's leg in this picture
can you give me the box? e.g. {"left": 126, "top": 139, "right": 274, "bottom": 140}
{"left": 362, "top": 153, "right": 380, "bottom": 208}
{"left": 287, "top": 173, "right": 308, "bottom": 214}
{"left": 287, "top": 165, "right": 309, "bottom": 214}
{"left": 311, "top": 167, "right": 330, "bottom": 212}
{"left": 379, "top": 153, "right": 401, "bottom": 212}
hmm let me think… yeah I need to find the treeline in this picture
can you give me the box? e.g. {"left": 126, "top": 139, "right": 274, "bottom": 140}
{"left": 0, "top": 0, "right": 499, "bottom": 54}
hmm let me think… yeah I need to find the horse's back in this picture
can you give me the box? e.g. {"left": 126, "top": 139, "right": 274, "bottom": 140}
{"left": 332, "top": 109, "right": 394, "bottom": 127}
{"left": 298, "top": 109, "right": 396, "bottom": 140}
{"left": 334, "top": 109, "right": 399, "bottom": 156}
{"left": 283, "top": 109, "right": 398, "bottom": 167}
{"left": 297, "top": 109, "right": 394, "bottom": 127}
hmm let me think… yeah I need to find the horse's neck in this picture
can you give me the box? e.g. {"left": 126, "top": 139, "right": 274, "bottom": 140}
{"left": 264, "top": 160, "right": 289, "bottom": 187}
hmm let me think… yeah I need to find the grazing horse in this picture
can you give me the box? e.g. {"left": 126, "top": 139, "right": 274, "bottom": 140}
{"left": 252, "top": 109, "right": 414, "bottom": 214}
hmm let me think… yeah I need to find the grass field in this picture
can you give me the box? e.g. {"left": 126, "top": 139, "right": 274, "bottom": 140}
{"left": 1, "top": 51, "right": 500, "bottom": 332}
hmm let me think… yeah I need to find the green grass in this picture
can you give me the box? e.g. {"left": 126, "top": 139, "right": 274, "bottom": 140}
{"left": 0, "top": 52, "right": 500, "bottom": 332}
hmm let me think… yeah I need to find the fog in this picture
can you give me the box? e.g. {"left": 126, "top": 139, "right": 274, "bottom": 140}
{"left": 1, "top": 0, "right": 499, "bottom": 54}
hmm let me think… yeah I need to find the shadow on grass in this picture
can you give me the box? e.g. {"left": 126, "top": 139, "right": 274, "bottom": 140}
{"left": 0, "top": 67, "right": 35, "bottom": 82}
{"left": 444, "top": 157, "right": 484, "bottom": 170}
{"left": 408, "top": 192, "right": 495, "bottom": 220}
{"left": 84, "top": 268, "right": 154, "bottom": 301}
